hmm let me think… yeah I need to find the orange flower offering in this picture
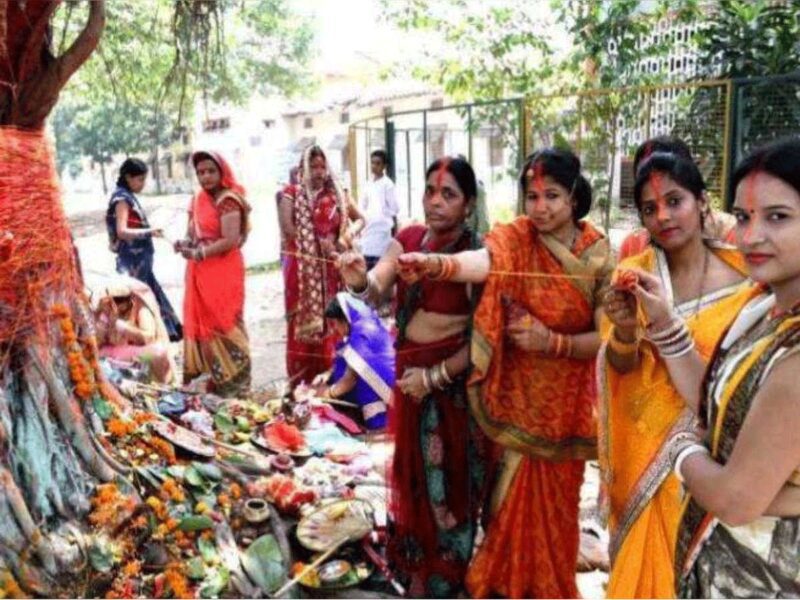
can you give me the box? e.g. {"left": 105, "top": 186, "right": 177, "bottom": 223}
{"left": 160, "top": 478, "right": 185, "bottom": 502}
{"left": 164, "top": 563, "right": 191, "bottom": 599}
{"left": 107, "top": 418, "right": 136, "bottom": 438}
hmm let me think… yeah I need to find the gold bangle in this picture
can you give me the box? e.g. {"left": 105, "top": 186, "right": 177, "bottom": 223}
{"left": 609, "top": 329, "right": 640, "bottom": 355}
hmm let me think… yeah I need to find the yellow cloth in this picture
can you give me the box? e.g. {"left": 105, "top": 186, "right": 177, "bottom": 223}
{"left": 598, "top": 245, "right": 749, "bottom": 598}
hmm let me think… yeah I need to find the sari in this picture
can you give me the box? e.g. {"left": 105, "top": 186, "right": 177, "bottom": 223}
{"left": 675, "top": 288, "right": 800, "bottom": 598}
{"left": 466, "top": 216, "right": 614, "bottom": 599}
{"left": 329, "top": 293, "right": 394, "bottom": 430}
{"left": 97, "top": 278, "right": 176, "bottom": 383}
{"left": 282, "top": 167, "right": 347, "bottom": 382}
{"left": 183, "top": 152, "right": 251, "bottom": 397}
{"left": 597, "top": 243, "right": 749, "bottom": 598}
{"left": 106, "top": 185, "right": 183, "bottom": 341}
{"left": 388, "top": 224, "right": 490, "bottom": 598}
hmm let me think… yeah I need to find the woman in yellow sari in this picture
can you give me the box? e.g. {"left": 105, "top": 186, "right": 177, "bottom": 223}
{"left": 600, "top": 150, "right": 748, "bottom": 597}
{"left": 398, "top": 148, "right": 615, "bottom": 597}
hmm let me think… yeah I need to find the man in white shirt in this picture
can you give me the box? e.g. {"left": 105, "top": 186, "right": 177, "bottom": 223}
{"left": 359, "top": 150, "right": 399, "bottom": 269}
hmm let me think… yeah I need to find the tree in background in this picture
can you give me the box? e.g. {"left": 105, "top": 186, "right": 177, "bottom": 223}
{"left": 0, "top": 1, "right": 308, "bottom": 595}
{"left": 52, "top": 0, "right": 312, "bottom": 193}
{"left": 689, "top": 0, "right": 800, "bottom": 165}
{"left": 383, "top": 0, "right": 692, "bottom": 229}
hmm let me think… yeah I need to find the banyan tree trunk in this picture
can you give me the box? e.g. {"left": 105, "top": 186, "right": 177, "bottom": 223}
{"left": 0, "top": 127, "right": 129, "bottom": 596}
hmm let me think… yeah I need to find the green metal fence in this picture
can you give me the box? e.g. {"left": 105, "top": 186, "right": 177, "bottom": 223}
{"left": 349, "top": 73, "right": 800, "bottom": 226}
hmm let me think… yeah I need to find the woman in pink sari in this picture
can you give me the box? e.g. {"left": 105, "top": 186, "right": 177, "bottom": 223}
{"left": 176, "top": 151, "right": 252, "bottom": 396}
{"left": 279, "top": 145, "right": 364, "bottom": 382}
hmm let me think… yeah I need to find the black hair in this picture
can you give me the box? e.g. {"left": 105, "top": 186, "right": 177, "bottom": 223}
{"left": 633, "top": 135, "right": 693, "bottom": 175}
{"left": 116, "top": 158, "right": 148, "bottom": 190}
{"left": 520, "top": 147, "right": 592, "bottom": 222}
{"left": 307, "top": 145, "right": 326, "bottom": 162}
{"left": 730, "top": 137, "right": 800, "bottom": 211}
{"left": 192, "top": 151, "right": 220, "bottom": 171}
{"left": 633, "top": 152, "right": 706, "bottom": 211}
{"left": 324, "top": 298, "right": 347, "bottom": 322}
{"left": 371, "top": 149, "right": 388, "bottom": 167}
{"left": 425, "top": 156, "right": 478, "bottom": 202}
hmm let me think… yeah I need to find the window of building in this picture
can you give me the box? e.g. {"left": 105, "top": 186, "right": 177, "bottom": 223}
{"left": 263, "top": 119, "right": 275, "bottom": 129}
{"left": 250, "top": 136, "right": 262, "bottom": 147}
{"left": 382, "top": 106, "right": 393, "bottom": 117}
{"left": 340, "top": 112, "right": 350, "bottom": 124}
{"left": 304, "top": 117, "right": 313, "bottom": 129}
{"left": 202, "top": 117, "right": 230, "bottom": 132}
{"left": 430, "top": 98, "right": 444, "bottom": 109}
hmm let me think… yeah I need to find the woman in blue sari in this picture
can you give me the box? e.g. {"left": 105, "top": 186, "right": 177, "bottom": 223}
{"left": 318, "top": 293, "right": 394, "bottom": 429}
{"left": 106, "top": 158, "right": 182, "bottom": 341}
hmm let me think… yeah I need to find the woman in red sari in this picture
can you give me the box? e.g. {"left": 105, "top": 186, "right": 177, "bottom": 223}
{"left": 176, "top": 151, "right": 251, "bottom": 396}
{"left": 398, "top": 148, "right": 615, "bottom": 598}
{"left": 279, "top": 145, "right": 364, "bottom": 382}
{"left": 338, "top": 156, "right": 490, "bottom": 597}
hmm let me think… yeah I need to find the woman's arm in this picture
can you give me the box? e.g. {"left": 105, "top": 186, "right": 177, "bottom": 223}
{"left": 338, "top": 241, "right": 401, "bottom": 304}
{"left": 326, "top": 367, "right": 357, "bottom": 399}
{"left": 278, "top": 194, "right": 296, "bottom": 241}
{"left": 396, "top": 344, "right": 470, "bottom": 400}
{"left": 680, "top": 353, "right": 800, "bottom": 526}
{"left": 114, "top": 202, "right": 161, "bottom": 241}
{"left": 397, "top": 249, "right": 491, "bottom": 285}
{"left": 506, "top": 312, "right": 601, "bottom": 360}
{"left": 344, "top": 193, "right": 366, "bottom": 240}
{"left": 192, "top": 210, "right": 241, "bottom": 260}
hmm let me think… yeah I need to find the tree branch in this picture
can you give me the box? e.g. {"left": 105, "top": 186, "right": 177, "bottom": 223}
{"left": 18, "top": 0, "right": 62, "bottom": 82}
{"left": 56, "top": 0, "right": 105, "bottom": 86}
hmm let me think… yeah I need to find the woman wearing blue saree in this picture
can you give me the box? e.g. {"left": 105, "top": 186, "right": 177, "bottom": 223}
{"left": 318, "top": 293, "right": 394, "bottom": 429}
{"left": 106, "top": 158, "right": 182, "bottom": 341}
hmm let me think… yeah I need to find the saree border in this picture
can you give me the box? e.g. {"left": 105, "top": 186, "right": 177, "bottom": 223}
{"left": 341, "top": 345, "right": 393, "bottom": 403}
{"left": 608, "top": 409, "right": 695, "bottom": 564}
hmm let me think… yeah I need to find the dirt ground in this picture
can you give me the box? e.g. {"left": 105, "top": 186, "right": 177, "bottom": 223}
{"left": 69, "top": 192, "right": 609, "bottom": 597}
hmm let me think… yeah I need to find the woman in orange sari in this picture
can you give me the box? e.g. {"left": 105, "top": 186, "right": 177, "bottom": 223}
{"left": 600, "top": 151, "right": 749, "bottom": 598}
{"left": 398, "top": 148, "right": 614, "bottom": 597}
{"left": 176, "top": 151, "right": 251, "bottom": 396}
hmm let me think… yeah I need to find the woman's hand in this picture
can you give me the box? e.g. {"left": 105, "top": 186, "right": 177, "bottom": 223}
{"left": 150, "top": 228, "right": 164, "bottom": 238}
{"left": 506, "top": 314, "right": 551, "bottom": 352}
{"left": 174, "top": 238, "right": 191, "bottom": 253}
{"left": 396, "top": 252, "right": 434, "bottom": 284}
{"left": 336, "top": 250, "right": 368, "bottom": 291}
{"left": 397, "top": 367, "right": 429, "bottom": 402}
{"left": 603, "top": 289, "right": 639, "bottom": 333}
{"left": 629, "top": 268, "right": 673, "bottom": 328}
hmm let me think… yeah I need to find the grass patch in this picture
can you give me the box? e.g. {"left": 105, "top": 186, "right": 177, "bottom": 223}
{"left": 246, "top": 261, "right": 281, "bottom": 275}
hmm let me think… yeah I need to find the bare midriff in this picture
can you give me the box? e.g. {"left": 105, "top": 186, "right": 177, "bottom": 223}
{"left": 404, "top": 309, "right": 470, "bottom": 345}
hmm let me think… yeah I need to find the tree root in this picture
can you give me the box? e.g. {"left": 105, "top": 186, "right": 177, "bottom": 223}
{"left": 0, "top": 468, "right": 58, "bottom": 574}
{"left": 28, "top": 347, "right": 117, "bottom": 482}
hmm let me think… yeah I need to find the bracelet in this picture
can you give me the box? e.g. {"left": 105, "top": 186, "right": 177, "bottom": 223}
{"left": 439, "top": 361, "right": 453, "bottom": 384}
{"left": 201, "top": 246, "right": 207, "bottom": 260}
{"left": 674, "top": 443, "right": 709, "bottom": 483}
{"left": 347, "top": 272, "right": 374, "bottom": 300}
{"left": 608, "top": 328, "right": 640, "bottom": 355}
{"left": 563, "top": 334, "right": 573, "bottom": 358}
{"left": 421, "top": 368, "right": 432, "bottom": 393}
{"left": 429, "top": 255, "right": 459, "bottom": 281}
{"left": 429, "top": 366, "right": 443, "bottom": 390}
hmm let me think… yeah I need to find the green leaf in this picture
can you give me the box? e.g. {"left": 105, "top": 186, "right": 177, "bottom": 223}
{"left": 167, "top": 464, "right": 186, "bottom": 480}
{"left": 241, "top": 535, "right": 285, "bottom": 594}
{"left": 198, "top": 537, "right": 218, "bottom": 563}
{"left": 199, "top": 566, "right": 230, "bottom": 598}
{"left": 184, "top": 465, "right": 206, "bottom": 488}
{"left": 178, "top": 515, "right": 215, "bottom": 532}
{"left": 193, "top": 462, "right": 223, "bottom": 481}
{"left": 186, "top": 556, "right": 206, "bottom": 580}
{"left": 92, "top": 397, "right": 114, "bottom": 420}
{"left": 214, "top": 412, "right": 236, "bottom": 434}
